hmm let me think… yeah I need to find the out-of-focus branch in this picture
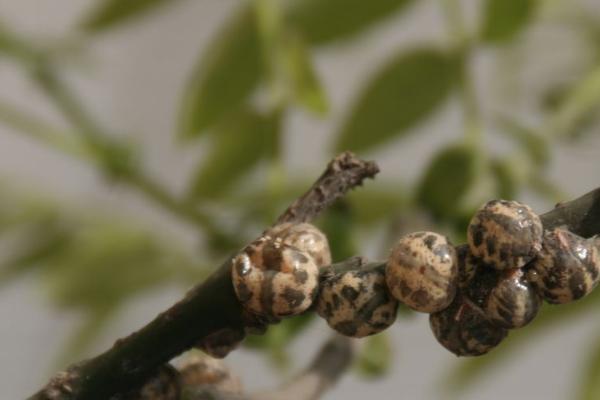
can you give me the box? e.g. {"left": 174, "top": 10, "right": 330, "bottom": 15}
{"left": 249, "top": 335, "right": 354, "bottom": 400}
{"left": 0, "top": 25, "right": 228, "bottom": 239}
{"left": 29, "top": 152, "right": 379, "bottom": 400}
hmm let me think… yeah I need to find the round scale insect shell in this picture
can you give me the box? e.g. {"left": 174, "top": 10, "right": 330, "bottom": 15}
{"left": 386, "top": 231, "right": 458, "bottom": 313}
{"left": 231, "top": 236, "right": 320, "bottom": 319}
{"left": 527, "top": 228, "right": 600, "bottom": 304}
{"left": 429, "top": 295, "right": 508, "bottom": 357}
{"left": 267, "top": 223, "right": 332, "bottom": 267}
{"left": 485, "top": 268, "right": 541, "bottom": 329}
{"left": 316, "top": 267, "right": 398, "bottom": 338}
{"left": 467, "top": 199, "right": 543, "bottom": 270}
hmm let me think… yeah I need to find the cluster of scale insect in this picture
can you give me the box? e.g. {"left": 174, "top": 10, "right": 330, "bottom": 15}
{"left": 427, "top": 199, "right": 600, "bottom": 356}
{"left": 231, "top": 200, "right": 600, "bottom": 357}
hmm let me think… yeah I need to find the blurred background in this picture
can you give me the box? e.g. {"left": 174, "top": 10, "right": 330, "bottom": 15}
{"left": 1, "top": 0, "right": 600, "bottom": 399}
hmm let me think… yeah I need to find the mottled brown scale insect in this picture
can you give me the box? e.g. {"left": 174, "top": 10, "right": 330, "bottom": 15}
{"left": 460, "top": 263, "right": 540, "bottom": 329}
{"left": 386, "top": 231, "right": 458, "bottom": 313}
{"left": 485, "top": 268, "right": 541, "bottom": 329}
{"left": 455, "top": 244, "right": 479, "bottom": 289}
{"left": 527, "top": 228, "right": 600, "bottom": 304}
{"left": 468, "top": 200, "right": 543, "bottom": 270}
{"left": 316, "top": 266, "right": 398, "bottom": 338}
{"left": 266, "top": 223, "right": 332, "bottom": 267}
{"left": 231, "top": 235, "right": 319, "bottom": 319}
{"left": 429, "top": 295, "right": 508, "bottom": 357}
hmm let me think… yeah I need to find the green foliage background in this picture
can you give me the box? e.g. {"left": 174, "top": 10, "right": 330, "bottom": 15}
{"left": 1, "top": 0, "right": 600, "bottom": 398}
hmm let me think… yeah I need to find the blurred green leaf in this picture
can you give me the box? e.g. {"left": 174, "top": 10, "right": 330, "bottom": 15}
{"left": 347, "top": 186, "right": 406, "bottom": 227}
{"left": 497, "top": 118, "right": 549, "bottom": 166}
{"left": 0, "top": 221, "right": 71, "bottom": 287}
{"left": 178, "top": 5, "right": 263, "bottom": 138}
{"left": 80, "top": 0, "right": 176, "bottom": 32}
{"left": 528, "top": 173, "right": 565, "bottom": 204}
{"left": 445, "top": 288, "right": 600, "bottom": 395}
{"left": 43, "top": 223, "right": 188, "bottom": 310}
{"left": 283, "top": 32, "right": 328, "bottom": 114}
{"left": 578, "top": 332, "right": 600, "bottom": 400}
{"left": 244, "top": 314, "right": 315, "bottom": 369}
{"left": 188, "top": 107, "right": 280, "bottom": 200}
{"left": 355, "top": 333, "right": 392, "bottom": 379}
{"left": 335, "top": 48, "right": 457, "bottom": 153}
{"left": 288, "top": 0, "right": 414, "bottom": 45}
{"left": 320, "top": 201, "right": 357, "bottom": 260}
{"left": 416, "top": 145, "right": 477, "bottom": 219}
{"left": 490, "top": 158, "right": 517, "bottom": 199}
{"left": 548, "top": 65, "right": 600, "bottom": 139}
{"left": 542, "top": 82, "right": 600, "bottom": 141}
{"left": 0, "top": 21, "right": 38, "bottom": 62}
{"left": 480, "top": 0, "right": 537, "bottom": 43}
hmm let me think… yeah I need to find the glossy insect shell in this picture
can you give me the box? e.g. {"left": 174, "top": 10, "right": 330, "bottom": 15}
{"left": 386, "top": 231, "right": 458, "bottom": 313}
{"left": 485, "top": 268, "right": 541, "bottom": 329}
{"left": 267, "top": 223, "right": 332, "bottom": 267}
{"left": 231, "top": 236, "right": 320, "bottom": 319}
{"left": 455, "top": 244, "right": 479, "bottom": 289}
{"left": 430, "top": 295, "right": 508, "bottom": 357}
{"left": 528, "top": 228, "right": 600, "bottom": 304}
{"left": 467, "top": 200, "right": 543, "bottom": 270}
{"left": 316, "top": 267, "right": 398, "bottom": 338}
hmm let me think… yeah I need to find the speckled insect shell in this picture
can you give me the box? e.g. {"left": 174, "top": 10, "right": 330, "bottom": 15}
{"left": 267, "top": 223, "right": 332, "bottom": 267}
{"left": 468, "top": 200, "right": 543, "bottom": 270}
{"left": 386, "top": 231, "right": 458, "bottom": 313}
{"left": 527, "top": 228, "right": 600, "bottom": 304}
{"left": 455, "top": 244, "right": 479, "bottom": 289}
{"left": 231, "top": 236, "right": 320, "bottom": 319}
{"left": 316, "top": 267, "right": 398, "bottom": 338}
{"left": 485, "top": 268, "right": 541, "bottom": 329}
{"left": 429, "top": 295, "right": 508, "bottom": 357}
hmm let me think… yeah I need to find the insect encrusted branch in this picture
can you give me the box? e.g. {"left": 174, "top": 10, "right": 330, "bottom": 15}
{"left": 29, "top": 152, "right": 379, "bottom": 400}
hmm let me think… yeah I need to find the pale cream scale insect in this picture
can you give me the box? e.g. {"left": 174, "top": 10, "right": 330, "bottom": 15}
{"left": 266, "top": 222, "right": 332, "bottom": 267}
{"left": 316, "top": 266, "right": 398, "bottom": 338}
{"left": 231, "top": 223, "right": 331, "bottom": 320}
{"left": 385, "top": 231, "right": 458, "bottom": 313}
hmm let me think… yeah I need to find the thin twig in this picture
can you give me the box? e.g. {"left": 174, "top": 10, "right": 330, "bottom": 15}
{"left": 29, "top": 152, "right": 379, "bottom": 400}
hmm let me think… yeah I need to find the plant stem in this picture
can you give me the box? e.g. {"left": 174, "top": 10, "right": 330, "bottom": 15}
{"left": 21, "top": 58, "right": 227, "bottom": 238}
{"left": 0, "top": 100, "right": 92, "bottom": 159}
{"left": 30, "top": 180, "right": 600, "bottom": 399}
{"left": 29, "top": 152, "right": 380, "bottom": 400}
